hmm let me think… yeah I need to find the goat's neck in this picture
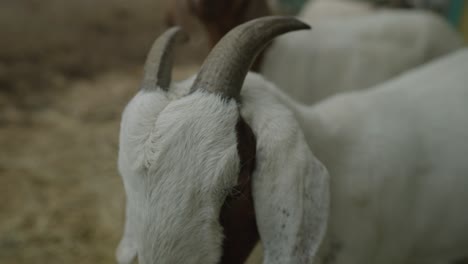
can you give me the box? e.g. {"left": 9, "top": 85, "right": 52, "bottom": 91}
{"left": 268, "top": 86, "right": 344, "bottom": 169}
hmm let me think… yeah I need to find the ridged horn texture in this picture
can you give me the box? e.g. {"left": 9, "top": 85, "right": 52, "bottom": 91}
{"left": 190, "top": 16, "right": 310, "bottom": 100}
{"left": 142, "top": 27, "right": 187, "bottom": 91}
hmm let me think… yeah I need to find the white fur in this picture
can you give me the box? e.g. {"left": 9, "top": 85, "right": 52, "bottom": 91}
{"left": 257, "top": 48, "right": 468, "bottom": 263}
{"left": 117, "top": 72, "right": 330, "bottom": 263}
{"left": 298, "top": 0, "right": 374, "bottom": 23}
{"left": 117, "top": 87, "right": 241, "bottom": 264}
{"left": 240, "top": 75, "right": 330, "bottom": 263}
{"left": 117, "top": 48, "right": 468, "bottom": 263}
{"left": 261, "top": 9, "right": 463, "bottom": 104}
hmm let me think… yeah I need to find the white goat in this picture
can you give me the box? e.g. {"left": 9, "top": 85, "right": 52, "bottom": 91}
{"left": 116, "top": 17, "right": 468, "bottom": 264}
{"left": 167, "top": 0, "right": 463, "bottom": 104}
{"left": 262, "top": 9, "right": 464, "bottom": 103}
{"left": 297, "top": 0, "right": 375, "bottom": 23}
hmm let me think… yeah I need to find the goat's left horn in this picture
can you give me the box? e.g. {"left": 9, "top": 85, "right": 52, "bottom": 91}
{"left": 190, "top": 16, "right": 310, "bottom": 100}
{"left": 142, "top": 27, "right": 188, "bottom": 91}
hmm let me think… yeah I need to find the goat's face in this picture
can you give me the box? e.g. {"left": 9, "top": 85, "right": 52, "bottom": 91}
{"left": 119, "top": 89, "right": 244, "bottom": 263}
{"left": 117, "top": 18, "right": 328, "bottom": 264}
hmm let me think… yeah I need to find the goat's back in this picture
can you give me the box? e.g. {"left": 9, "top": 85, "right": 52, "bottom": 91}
{"left": 261, "top": 10, "right": 463, "bottom": 104}
{"left": 311, "top": 49, "right": 468, "bottom": 264}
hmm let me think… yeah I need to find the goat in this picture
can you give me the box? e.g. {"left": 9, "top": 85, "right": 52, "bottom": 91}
{"left": 267, "top": 0, "right": 308, "bottom": 15}
{"left": 116, "top": 16, "right": 468, "bottom": 264}
{"left": 166, "top": 0, "right": 463, "bottom": 104}
{"left": 297, "top": 0, "right": 375, "bottom": 23}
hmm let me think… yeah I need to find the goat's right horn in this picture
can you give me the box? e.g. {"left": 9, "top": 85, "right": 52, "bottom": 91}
{"left": 142, "top": 27, "right": 188, "bottom": 91}
{"left": 190, "top": 16, "right": 310, "bottom": 100}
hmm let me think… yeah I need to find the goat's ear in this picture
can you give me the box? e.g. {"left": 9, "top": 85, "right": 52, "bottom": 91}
{"left": 116, "top": 200, "right": 138, "bottom": 264}
{"left": 251, "top": 114, "right": 330, "bottom": 263}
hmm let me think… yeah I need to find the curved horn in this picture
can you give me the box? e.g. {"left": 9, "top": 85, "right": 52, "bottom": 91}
{"left": 142, "top": 27, "right": 188, "bottom": 91}
{"left": 190, "top": 16, "right": 310, "bottom": 99}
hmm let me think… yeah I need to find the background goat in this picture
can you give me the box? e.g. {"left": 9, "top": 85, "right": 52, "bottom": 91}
{"left": 166, "top": 0, "right": 463, "bottom": 104}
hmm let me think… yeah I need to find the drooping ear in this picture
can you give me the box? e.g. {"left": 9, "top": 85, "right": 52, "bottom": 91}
{"left": 241, "top": 87, "right": 330, "bottom": 263}
{"left": 116, "top": 199, "right": 138, "bottom": 264}
{"left": 254, "top": 119, "right": 329, "bottom": 263}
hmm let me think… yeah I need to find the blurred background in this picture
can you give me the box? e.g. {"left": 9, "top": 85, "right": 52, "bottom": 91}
{"left": 0, "top": 0, "right": 467, "bottom": 263}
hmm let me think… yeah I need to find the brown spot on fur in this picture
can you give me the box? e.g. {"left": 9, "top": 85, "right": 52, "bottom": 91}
{"left": 219, "top": 116, "right": 258, "bottom": 264}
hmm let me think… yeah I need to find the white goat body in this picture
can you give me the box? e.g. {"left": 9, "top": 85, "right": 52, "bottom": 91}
{"left": 261, "top": 10, "right": 464, "bottom": 104}
{"left": 298, "top": 0, "right": 375, "bottom": 23}
{"left": 249, "top": 48, "right": 468, "bottom": 263}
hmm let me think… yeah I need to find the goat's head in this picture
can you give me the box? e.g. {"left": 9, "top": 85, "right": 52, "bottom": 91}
{"left": 165, "top": 0, "right": 272, "bottom": 49}
{"left": 117, "top": 16, "right": 329, "bottom": 264}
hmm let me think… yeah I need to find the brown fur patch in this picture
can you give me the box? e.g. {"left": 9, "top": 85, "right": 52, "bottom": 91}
{"left": 189, "top": 0, "right": 271, "bottom": 72}
{"left": 165, "top": 0, "right": 271, "bottom": 73}
{"left": 219, "top": 116, "right": 259, "bottom": 264}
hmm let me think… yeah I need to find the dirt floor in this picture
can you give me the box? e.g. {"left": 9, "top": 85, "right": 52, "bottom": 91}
{"left": 0, "top": 70, "right": 141, "bottom": 264}
{"left": 0, "top": 0, "right": 263, "bottom": 263}
{"left": 0, "top": 65, "right": 262, "bottom": 264}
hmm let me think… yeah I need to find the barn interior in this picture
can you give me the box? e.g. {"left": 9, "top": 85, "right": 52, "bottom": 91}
{"left": 0, "top": 0, "right": 467, "bottom": 263}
